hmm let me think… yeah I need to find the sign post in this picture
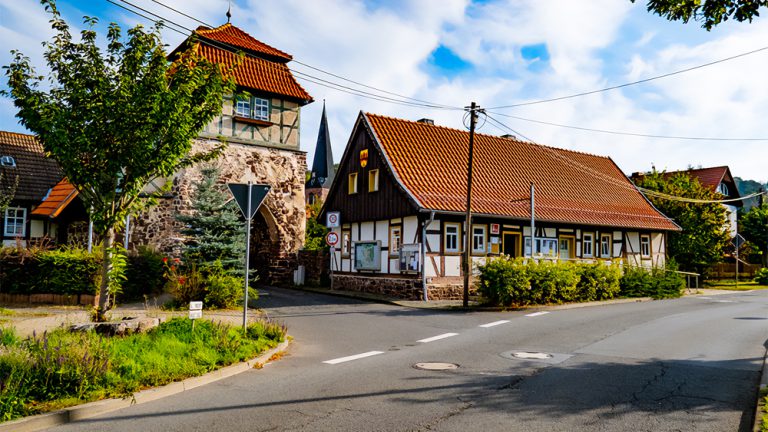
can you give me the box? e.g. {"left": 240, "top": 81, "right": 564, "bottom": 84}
{"left": 732, "top": 233, "right": 746, "bottom": 290}
{"left": 228, "top": 182, "right": 271, "bottom": 331}
{"left": 325, "top": 231, "right": 339, "bottom": 291}
{"left": 189, "top": 301, "right": 203, "bottom": 331}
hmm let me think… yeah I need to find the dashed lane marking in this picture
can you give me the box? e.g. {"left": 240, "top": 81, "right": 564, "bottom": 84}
{"left": 525, "top": 311, "right": 550, "bottom": 317}
{"left": 479, "top": 320, "right": 510, "bottom": 328}
{"left": 417, "top": 333, "right": 459, "bottom": 343}
{"left": 323, "top": 351, "right": 384, "bottom": 365}
{"left": 697, "top": 297, "right": 712, "bottom": 300}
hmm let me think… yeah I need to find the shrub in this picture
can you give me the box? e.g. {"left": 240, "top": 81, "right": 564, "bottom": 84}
{"left": 527, "top": 260, "right": 580, "bottom": 304}
{"left": 122, "top": 246, "right": 166, "bottom": 302}
{"left": 477, "top": 256, "right": 531, "bottom": 306}
{"left": 203, "top": 261, "right": 248, "bottom": 309}
{"left": 754, "top": 268, "right": 768, "bottom": 285}
{"left": 619, "top": 264, "right": 685, "bottom": 299}
{"left": 577, "top": 262, "right": 622, "bottom": 301}
{"left": 165, "top": 260, "right": 252, "bottom": 309}
{"left": 31, "top": 249, "right": 100, "bottom": 295}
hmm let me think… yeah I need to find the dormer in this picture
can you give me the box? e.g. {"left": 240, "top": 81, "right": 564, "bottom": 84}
{"left": 170, "top": 23, "right": 313, "bottom": 150}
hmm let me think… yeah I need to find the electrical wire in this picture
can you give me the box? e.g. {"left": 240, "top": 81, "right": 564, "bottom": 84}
{"left": 486, "top": 111, "right": 768, "bottom": 142}
{"left": 487, "top": 44, "right": 768, "bottom": 110}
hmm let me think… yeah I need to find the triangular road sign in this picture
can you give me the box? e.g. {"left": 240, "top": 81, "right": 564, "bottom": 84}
{"left": 227, "top": 183, "right": 271, "bottom": 219}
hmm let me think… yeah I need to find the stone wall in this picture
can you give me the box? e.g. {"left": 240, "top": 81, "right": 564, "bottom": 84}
{"left": 298, "top": 249, "right": 330, "bottom": 286}
{"left": 332, "top": 274, "right": 424, "bottom": 300}
{"left": 129, "top": 138, "right": 307, "bottom": 285}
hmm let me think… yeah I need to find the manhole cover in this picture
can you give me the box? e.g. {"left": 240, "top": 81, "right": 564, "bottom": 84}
{"left": 413, "top": 362, "right": 459, "bottom": 371}
{"left": 511, "top": 352, "right": 553, "bottom": 360}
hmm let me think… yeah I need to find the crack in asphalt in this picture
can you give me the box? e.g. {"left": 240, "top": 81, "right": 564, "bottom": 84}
{"left": 413, "top": 396, "right": 474, "bottom": 431}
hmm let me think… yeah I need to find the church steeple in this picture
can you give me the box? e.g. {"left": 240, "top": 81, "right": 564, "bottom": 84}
{"left": 306, "top": 101, "right": 335, "bottom": 191}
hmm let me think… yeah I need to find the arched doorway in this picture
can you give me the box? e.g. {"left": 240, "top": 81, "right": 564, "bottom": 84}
{"left": 250, "top": 206, "right": 280, "bottom": 285}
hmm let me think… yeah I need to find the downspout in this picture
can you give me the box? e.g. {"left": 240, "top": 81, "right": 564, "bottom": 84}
{"left": 422, "top": 210, "right": 435, "bottom": 301}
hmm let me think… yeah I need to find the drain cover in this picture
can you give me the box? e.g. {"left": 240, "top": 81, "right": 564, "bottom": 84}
{"left": 413, "top": 362, "right": 459, "bottom": 371}
{"left": 511, "top": 352, "right": 553, "bottom": 360}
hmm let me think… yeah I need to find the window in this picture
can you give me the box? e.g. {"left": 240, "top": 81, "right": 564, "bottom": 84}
{"left": 717, "top": 182, "right": 729, "bottom": 196}
{"left": 0, "top": 156, "right": 15, "bottom": 168}
{"left": 4, "top": 207, "right": 26, "bottom": 237}
{"left": 640, "top": 235, "right": 651, "bottom": 257}
{"left": 368, "top": 169, "right": 379, "bottom": 192}
{"left": 389, "top": 225, "right": 401, "bottom": 256}
{"left": 234, "top": 95, "right": 270, "bottom": 121}
{"left": 348, "top": 173, "right": 358, "bottom": 194}
{"left": 600, "top": 234, "right": 612, "bottom": 258}
{"left": 444, "top": 223, "right": 461, "bottom": 253}
{"left": 472, "top": 225, "right": 486, "bottom": 254}
{"left": 341, "top": 230, "right": 351, "bottom": 257}
{"left": 582, "top": 233, "right": 594, "bottom": 257}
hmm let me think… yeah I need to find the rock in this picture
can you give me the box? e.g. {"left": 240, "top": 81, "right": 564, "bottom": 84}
{"left": 69, "top": 317, "right": 161, "bottom": 336}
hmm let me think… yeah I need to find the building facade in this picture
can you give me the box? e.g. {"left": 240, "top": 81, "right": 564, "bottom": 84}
{"left": 321, "top": 113, "right": 680, "bottom": 300}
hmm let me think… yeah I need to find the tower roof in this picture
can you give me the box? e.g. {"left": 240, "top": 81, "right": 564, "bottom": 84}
{"left": 306, "top": 102, "right": 335, "bottom": 189}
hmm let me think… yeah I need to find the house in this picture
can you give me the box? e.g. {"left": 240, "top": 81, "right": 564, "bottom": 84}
{"left": 305, "top": 102, "right": 336, "bottom": 205}
{"left": 632, "top": 166, "right": 742, "bottom": 237}
{"left": 320, "top": 113, "right": 680, "bottom": 300}
{"left": 126, "top": 22, "right": 314, "bottom": 284}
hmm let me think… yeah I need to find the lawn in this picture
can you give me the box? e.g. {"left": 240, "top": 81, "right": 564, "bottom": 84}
{"left": 0, "top": 317, "right": 285, "bottom": 422}
{"left": 703, "top": 280, "right": 768, "bottom": 291}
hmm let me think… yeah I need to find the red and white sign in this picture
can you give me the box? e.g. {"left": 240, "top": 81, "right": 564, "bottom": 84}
{"left": 325, "top": 231, "right": 340, "bottom": 247}
{"left": 490, "top": 223, "right": 500, "bottom": 235}
{"left": 326, "top": 211, "right": 340, "bottom": 228}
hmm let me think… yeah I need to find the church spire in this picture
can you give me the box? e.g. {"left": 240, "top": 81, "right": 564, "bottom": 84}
{"left": 307, "top": 100, "right": 335, "bottom": 190}
{"left": 226, "top": 0, "right": 232, "bottom": 23}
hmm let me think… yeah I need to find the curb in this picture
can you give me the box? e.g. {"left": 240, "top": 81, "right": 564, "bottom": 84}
{"left": 0, "top": 338, "right": 291, "bottom": 432}
{"left": 753, "top": 348, "right": 768, "bottom": 432}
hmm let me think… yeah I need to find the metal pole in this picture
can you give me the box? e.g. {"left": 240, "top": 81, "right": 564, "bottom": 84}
{"left": 243, "top": 181, "right": 252, "bottom": 330}
{"left": 329, "top": 245, "right": 335, "bottom": 291}
{"left": 87, "top": 207, "right": 94, "bottom": 253}
{"left": 735, "top": 235, "right": 739, "bottom": 290}
{"left": 123, "top": 214, "right": 130, "bottom": 250}
{"left": 530, "top": 182, "right": 535, "bottom": 258}
{"left": 463, "top": 102, "right": 478, "bottom": 308}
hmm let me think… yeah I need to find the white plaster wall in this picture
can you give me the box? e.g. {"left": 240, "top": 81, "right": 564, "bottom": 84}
{"left": 403, "top": 216, "right": 419, "bottom": 244}
{"left": 360, "top": 221, "right": 374, "bottom": 241}
{"left": 30, "top": 220, "right": 45, "bottom": 238}
{"left": 445, "top": 255, "right": 461, "bottom": 277}
{"left": 376, "top": 220, "right": 389, "bottom": 246}
{"left": 426, "top": 255, "right": 438, "bottom": 277}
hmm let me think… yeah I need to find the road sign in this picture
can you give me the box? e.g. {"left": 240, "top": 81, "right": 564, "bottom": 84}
{"left": 228, "top": 183, "right": 271, "bottom": 219}
{"left": 326, "top": 231, "right": 339, "bottom": 247}
{"left": 189, "top": 301, "right": 203, "bottom": 311}
{"left": 189, "top": 310, "right": 203, "bottom": 320}
{"left": 326, "top": 211, "right": 340, "bottom": 228}
{"left": 732, "top": 233, "right": 746, "bottom": 249}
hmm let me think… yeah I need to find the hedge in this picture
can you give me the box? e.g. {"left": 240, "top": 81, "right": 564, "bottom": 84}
{"left": 478, "top": 257, "right": 683, "bottom": 306}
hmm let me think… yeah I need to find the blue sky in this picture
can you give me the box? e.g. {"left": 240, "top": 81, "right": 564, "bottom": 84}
{"left": 1, "top": 0, "right": 767, "bottom": 181}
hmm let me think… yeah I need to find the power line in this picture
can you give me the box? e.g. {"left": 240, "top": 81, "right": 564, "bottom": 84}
{"left": 487, "top": 44, "right": 768, "bottom": 110}
{"left": 109, "top": 0, "right": 462, "bottom": 111}
{"left": 487, "top": 111, "right": 768, "bottom": 141}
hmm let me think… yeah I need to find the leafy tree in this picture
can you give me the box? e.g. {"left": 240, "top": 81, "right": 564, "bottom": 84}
{"left": 304, "top": 200, "right": 328, "bottom": 251}
{"left": 634, "top": 170, "right": 730, "bottom": 275}
{"left": 177, "top": 166, "right": 245, "bottom": 271}
{"left": 0, "top": 172, "right": 18, "bottom": 213}
{"left": 740, "top": 203, "right": 768, "bottom": 266}
{"left": 3, "top": 0, "right": 235, "bottom": 319}
{"left": 632, "top": 0, "right": 768, "bottom": 30}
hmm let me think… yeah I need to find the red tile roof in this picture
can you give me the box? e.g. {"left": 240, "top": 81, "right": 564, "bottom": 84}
{"left": 196, "top": 24, "right": 292, "bottom": 61}
{"left": 172, "top": 24, "right": 312, "bottom": 103}
{"left": 31, "top": 178, "right": 78, "bottom": 219}
{"left": 663, "top": 166, "right": 728, "bottom": 190}
{"left": 0, "top": 131, "right": 62, "bottom": 202}
{"left": 364, "top": 113, "right": 679, "bottom": 231}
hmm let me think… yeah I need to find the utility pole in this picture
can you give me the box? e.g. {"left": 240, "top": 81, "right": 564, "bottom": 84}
{"left": 463, "top": 102, "right": 481, "bottom": 308}
{"left": 530, "top": 182, "right": 535, "bottom": 257}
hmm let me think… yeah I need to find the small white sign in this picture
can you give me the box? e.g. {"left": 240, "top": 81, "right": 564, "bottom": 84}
{"left": 189, "top": 310, "right": 203, "bottom": 320}
{"left": 189, "top": 301, "right": 203, "bottom": 311}
{"left": 326, "top": 211, "right": 340, "bottom": 228}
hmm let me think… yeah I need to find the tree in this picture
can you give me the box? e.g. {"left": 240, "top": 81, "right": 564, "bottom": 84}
{"left": 740, "top": 203, "right": 768, "bottom": 266}
{"left": 4, "top": 0, "right": 235, "bottom": 319}
{"left": 177, "top": 166, "right": 245, "bottom": 271}
{"left": 632, "top": 0, "right": 768, "bottom": 30}
{"left": 634, "top": 170, "right": 730, "bottom": 275}
{"left": 0, "top": 172, "right": 18, "bottom": 213}
{"left": 304, "top": 200, "right": 328, "bottom": 251}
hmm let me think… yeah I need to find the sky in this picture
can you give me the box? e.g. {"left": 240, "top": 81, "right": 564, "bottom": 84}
{"left": 1, "top": 0, "right": 767, "bottom": 182}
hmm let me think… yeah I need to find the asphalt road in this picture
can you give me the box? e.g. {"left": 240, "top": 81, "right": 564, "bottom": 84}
{"left": 47, "top": 287, "right": 768, "bottom": 431}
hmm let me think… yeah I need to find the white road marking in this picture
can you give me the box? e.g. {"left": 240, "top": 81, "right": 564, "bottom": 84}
{"left": 697, "top": 297, "right": 712, "bottom": 300}
{"left": 417, "top": 333, "right": 459, "bottom": 343}
{"left": 525, "top": 311, "right": 550, "bottom": 317}
{"left": 323, "top": 351, "right": 384, "bottom": 365}
{"left": 479, "top": 320, "right": 510, "bottom": 328}
{"left": 713, "top": 300, "right": 735, "bottom": 303}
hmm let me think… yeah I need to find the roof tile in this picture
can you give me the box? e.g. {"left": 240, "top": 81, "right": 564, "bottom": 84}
{"left": 31, "top": 178, "right": 77, "bottom": 218}
{"left": 0, "top": 131, "right": 62, "bottom": 202}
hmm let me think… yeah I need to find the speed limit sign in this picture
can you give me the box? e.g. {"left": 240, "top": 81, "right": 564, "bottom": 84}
{"left": 325, "top": 231, "right": 339, "bottom": 247}
{"left": 326, "top": 211, "right": 340, "bottom": 228}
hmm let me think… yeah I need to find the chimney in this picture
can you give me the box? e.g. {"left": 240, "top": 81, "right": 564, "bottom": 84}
{"left": 500, "top": 134, "right": 516, "bottom": 140}
{"left": 417, "top": 118, "right": 434, "bottom": 125}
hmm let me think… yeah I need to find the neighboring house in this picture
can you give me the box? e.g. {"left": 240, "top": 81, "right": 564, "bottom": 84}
{"left": 305, "top": 101, "right": 335, "bottom": 205}
{"left": 128, "top": 22, "right": 314, "bottom": 284}
{"left": 320, "top": 113, "right": 680, "bottom": 300}
{"left": 632, "top": 166, "right": 742, "bottom": 237}
{"left": 0, "top": 131, "right": 64, "bottom": 246}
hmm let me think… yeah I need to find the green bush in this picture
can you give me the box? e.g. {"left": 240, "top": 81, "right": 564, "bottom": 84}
{"left": 577, "top": 263, "right": 622, "bottom": 301}
{"left": 619, "top": 264, "right": 685, "bottom": 299}
{"left": 477, "top": 256, "right": 531, "bottom": 306}
{"left": 754, "top": 268, "right": 768, "bottom": 285}
{"left": 122, "top": 246, "right": 167, "bottom": 302}
{"left": 0, "top": 318, "right": 285, "bottom": 421}
{"left": 31, "top": 249, "right": 100, "bottom": 295}
{"left": 165, "top": 260, "right": 252, "bottom": 309}
{"left": 203, "top": 261, "right": 249, "bottom": 309}
{"left": 527, "top": 260, "right": 580, "bottom": 304}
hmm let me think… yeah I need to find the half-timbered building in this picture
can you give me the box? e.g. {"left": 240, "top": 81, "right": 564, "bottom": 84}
{"left": 320, "top": 112, "right": 680, "bottom": 300}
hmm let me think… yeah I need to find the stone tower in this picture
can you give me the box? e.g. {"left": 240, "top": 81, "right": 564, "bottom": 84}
{"left": 305, "top": 102, "right": 335, "bottom": 205}
{"left": 130, "top": 22, "right": 313, "bottom": 284}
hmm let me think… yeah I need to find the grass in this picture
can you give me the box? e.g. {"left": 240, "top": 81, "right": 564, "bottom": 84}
{"left": 760, "top": 387, "right": 768, "bottom": 432}
{"left": 703, "top": 280, "right": 768, "bottom": 291}
{"left": 0, "top": 317, "right": 286, "bottom": 422}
